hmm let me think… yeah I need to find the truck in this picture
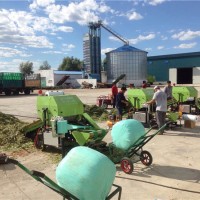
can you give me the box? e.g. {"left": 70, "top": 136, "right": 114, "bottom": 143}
{"left": 0, "top": 72, "right": 41, "bottom": 95}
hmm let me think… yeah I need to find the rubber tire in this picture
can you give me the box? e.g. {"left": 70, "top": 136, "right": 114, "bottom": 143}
{"left": 13, "top": 90, "right": 19, "bottom": 95}
{"left": 5, "top": 90, "right": 11, "bottom": 96}
{"left": 24, "top": 89, "right": 31, "bottom": 95}
{"left": 120, "top": 157, "right": 134, "bottom": 174}
{"left": 140, "top": 150, "right": 153, "bottom": 166}
{"left": 34, "top": 129, "right": 44, "bottom": 149}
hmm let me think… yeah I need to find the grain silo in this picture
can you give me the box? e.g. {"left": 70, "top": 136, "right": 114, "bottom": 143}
{"left": 106, "top": 45, "right": 147, "bottom": 86}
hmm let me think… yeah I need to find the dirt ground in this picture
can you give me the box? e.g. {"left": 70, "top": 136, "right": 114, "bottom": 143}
{"left": 0, "top": 88, "right": 200, "bottom": 200}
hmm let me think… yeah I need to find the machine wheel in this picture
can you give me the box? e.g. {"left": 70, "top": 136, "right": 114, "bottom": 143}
{"left": 120, "top": 157, "right": 134, "bottom": 174}
{"left": 24, "top": 89, "right": 31, "bottom": 95}
{"left": 13, "top": 90, "right": 19, "bottom": 95}
{"left": 140, "top": 150, "right": 153, "bottom": 166}
{"left": 34, "top": 129, "right": 44, "bottom": 149}
{"left": 5, "top": 89, "right": 11, "bottom": 96}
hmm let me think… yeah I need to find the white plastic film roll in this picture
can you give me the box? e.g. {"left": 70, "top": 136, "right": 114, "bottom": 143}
{"left": 182, "top": 114, "right": 198, "bottom": 121}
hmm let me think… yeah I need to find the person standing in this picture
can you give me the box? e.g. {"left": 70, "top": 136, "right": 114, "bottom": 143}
{"left": 116, "top": 86, "right": 129, "bottom": 120}
{"left": 142, "top": 81, "right": 147, "bottom": 89}
{"left": 111, "top": 83, "right": 118, "bottom": 108}
{"left": 163, "top": 80, "right": 173, "bottom": 100}
{"left": 146, "top": 86, "right": 167, "bottom": 134}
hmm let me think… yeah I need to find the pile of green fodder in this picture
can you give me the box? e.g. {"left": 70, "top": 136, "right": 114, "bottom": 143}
{"left": 0, "top": 112, "right": 32, "bottom": 151}
{"left": 84, "top": 105, "right": 109, "bottom": 121}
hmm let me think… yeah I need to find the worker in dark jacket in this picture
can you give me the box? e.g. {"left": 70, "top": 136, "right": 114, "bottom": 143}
{"left": 116, "top": 86, "right": 129, "bottom": 120}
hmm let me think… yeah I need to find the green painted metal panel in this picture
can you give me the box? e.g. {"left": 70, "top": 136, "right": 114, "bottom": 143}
{"left": 127, "top": 88, "right": 154, "bottom": 109}
{"left": 37, "top": 95, "right": 84, "bottom": 125}
{"left": 0, "top": 72, "right": 23, "bottom": 81}
{"left": 172, "top": 86, "right": 198, "bottom": 102}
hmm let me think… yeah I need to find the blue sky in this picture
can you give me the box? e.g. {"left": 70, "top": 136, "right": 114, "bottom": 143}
{"left": 0, "top": 0, "right": 200, "bottom": 72}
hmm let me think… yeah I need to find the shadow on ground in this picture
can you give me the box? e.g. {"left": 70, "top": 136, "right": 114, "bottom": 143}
{"left": 166, "top": 125, "right": 200, "bottom": 138}
{"left": 116, "top": 163, "right": 200, "bottom": 194}
{"left": 131, "top": 164, "right": 200, "bottom": 183}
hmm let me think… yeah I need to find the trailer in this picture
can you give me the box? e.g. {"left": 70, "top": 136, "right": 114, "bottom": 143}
{"left": 0, "top": 72, "right": 41, "bottom": 95}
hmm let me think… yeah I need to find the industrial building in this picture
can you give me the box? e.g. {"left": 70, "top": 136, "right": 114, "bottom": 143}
{"left": 147, "top": 52, "right": 200, "bottom": 84}
{"left": 84, "top": 22, "right": 200, "bottom": 86}
{"left": 106, "top": 45, "right": 147, "bottom": 86}
{"left": 83, "top": 21, "right": 129, "bottom": 82}
{"left": 38, "top": 70, "right": 97, "bottom": 88}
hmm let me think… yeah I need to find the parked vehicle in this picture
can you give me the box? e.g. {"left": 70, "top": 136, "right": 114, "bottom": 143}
{"left": 0, "top": 72, "right": 41, "bottom": 95}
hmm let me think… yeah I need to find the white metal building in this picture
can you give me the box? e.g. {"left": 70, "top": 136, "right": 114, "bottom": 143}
{"left": 38, "top": 70, "right": 97, "bottom": 88}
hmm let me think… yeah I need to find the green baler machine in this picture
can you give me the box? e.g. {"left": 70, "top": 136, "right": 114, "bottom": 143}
{"left": 37, "top": 95, "right": 84, "bottom": 126}
{"left": 172, "top": 86, "right": 199, "bottom": 114}
{"left": 172, "top": 86, "right": 198, "bottom": 102}
{"left": 127, "top": 88, "right": 154, "bottom": 109}
{"left": 35, "top": 94, "right": 108, "bottom": 151}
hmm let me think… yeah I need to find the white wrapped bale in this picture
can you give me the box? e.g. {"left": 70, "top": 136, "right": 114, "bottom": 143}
{"left": 56, "top": 146, "right": 116, "bottom": 200}
{"left": 111, "top": 119, "right": 145, "bottom": 150}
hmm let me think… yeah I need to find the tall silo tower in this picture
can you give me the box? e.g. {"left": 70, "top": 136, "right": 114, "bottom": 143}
{"left": 106, "top": 45, "right": 147, "bottom": 86}
{"left": 83, "top": 23, "right": 101, "bottom": 75}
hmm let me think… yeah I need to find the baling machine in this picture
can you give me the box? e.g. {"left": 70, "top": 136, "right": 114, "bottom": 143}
{"left": 127, "top": 88, "right": 156, "bottom": 127}
{"left": 127, "top": 86, "right": 199, "bottom": 127}
{"left": 33, "top": 93, "right": 108, "bottom": 155}
{"left": 172, "top": 86, "right": 199, "bottom": 114}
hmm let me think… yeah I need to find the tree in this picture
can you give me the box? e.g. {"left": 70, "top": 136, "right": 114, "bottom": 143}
{"left": 58, "top": 56, "right": 82, "bottom": 71}
{"left": 147, "top": 74, "right": 156, "bottom": 85}
{"left": 19, "top": 61, "right": 34, "bottom": 75}
{"left": 39, "top": 61, "right": 51, "bottom": 70}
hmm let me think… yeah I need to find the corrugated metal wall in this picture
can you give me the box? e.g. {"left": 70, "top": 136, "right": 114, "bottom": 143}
{"left": 147, "top": 53, "right": 200, "bottom": 82}
{"left": 106, "top": 45, "right": 147, "bottom": 85}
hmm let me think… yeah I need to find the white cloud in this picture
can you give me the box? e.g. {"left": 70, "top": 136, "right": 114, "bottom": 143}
{"left": 127, "top": 11, "right": 143, "bottom": 20}
{"left": 172, "top": 30, "right": 200, "bottom": 41}
{"left": 43, "top": 0, "right": 113, "bottom": 25}
{"left": 57, "top": 26, "right": 73, "bottom": 32}
{"left": 0, "top": 34, "right": 53, "bottom": 48}
{"left": 62, "top": 44, "right": 76, "bottom": 51}
{"left": 145, "top": 47, "right": 152, "bottom": 51}
{"left": 0, "top": 46, "right": 32, "bottom": 58}
{"left": 98, "top": 2, "right": 114, "bottom": 13}
{"left": 0, "top": 60, "right": 21, "bottom": 72}
{"left": 30, "top": 0, "right": 55, "bottom": 10}
{"left": 145, "top": 0, "right": 167, "bottom": 6}
{"left": 161, "top": 35, "right": 168, "bottom": 40}
{"left": 42, "top": 50, "right": 63, "bottom": 54}
{"left": 108, "top": 35, "right": 129, "bottom": 44}
{"left": 174, "top": 42, "right": 197, "bottom": 49}
{"left": 101, "top": 48, "right": 115, "bottom": 55}
{"left": 157, "top": 46, "right": 164, "bottom": 50}
{"left": 129, "top": 33, "right": 155, "bottom": 44}
{"left": 0, "top": 58, "right": 40, "bottom": 72}
{"left": 0, "top": 9, "right": 75, "bottom": 49}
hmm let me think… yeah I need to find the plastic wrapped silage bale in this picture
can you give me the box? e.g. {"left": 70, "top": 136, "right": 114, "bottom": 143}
{"left": 111, "top": 119, "right": 145, "bottom": 150}
{"left": 56, "top": 146, "right": 116, "bottom": 200}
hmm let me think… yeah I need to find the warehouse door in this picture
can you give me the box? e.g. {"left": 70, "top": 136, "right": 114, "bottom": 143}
{"left": 177, "top": 68, "right": 193, "bottom": 84}
{"left": 169, "top": 68, "right": 177, "bottom": 84}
